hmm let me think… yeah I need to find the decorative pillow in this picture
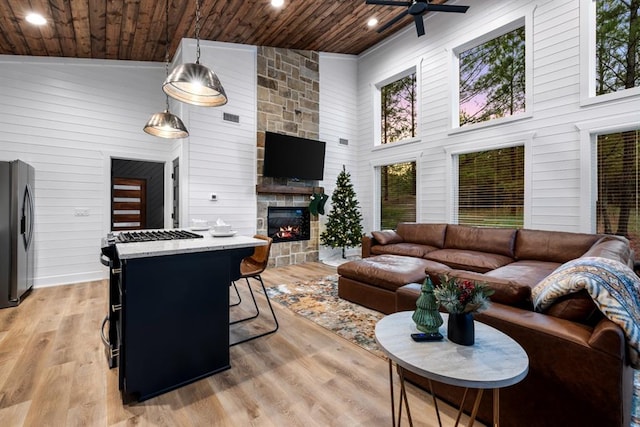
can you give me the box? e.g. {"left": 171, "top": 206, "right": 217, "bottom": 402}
{"left": 532, "top": 256, "right": 640, "bottom": 368}
{"left": 371, "top": 230, "right": 403, "bottom": 245}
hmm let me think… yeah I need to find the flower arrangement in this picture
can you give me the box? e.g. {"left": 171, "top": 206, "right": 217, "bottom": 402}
{"left": 433, "top": 275, "right": 494, "bottom": 314}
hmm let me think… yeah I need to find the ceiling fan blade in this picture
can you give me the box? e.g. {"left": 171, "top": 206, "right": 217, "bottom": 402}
{"left": 366, "top": 0, "right": 412, "bottom": 6}
{"left": 377, "top": 9, "right": 410, "bottom": 33}
{"left": 414, "top": 15, "right": 425, "bottom": 36}
{"left": 424, "top": 4, "right": 470, "bottom": 13}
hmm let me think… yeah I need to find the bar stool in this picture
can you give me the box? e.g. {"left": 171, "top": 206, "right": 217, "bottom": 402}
{"left": 230, "top": 235, "right": 279, "bottom": 345}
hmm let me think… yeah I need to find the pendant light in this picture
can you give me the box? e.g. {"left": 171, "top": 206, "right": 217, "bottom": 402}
{"left": 144, "top": 0, "right": 189, "bottom": 139}
{"left": 162, "top": 0, "right": 228, "bottom": 107}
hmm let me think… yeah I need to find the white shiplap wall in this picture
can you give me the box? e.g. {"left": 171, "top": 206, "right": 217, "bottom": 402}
{"left": 172, "top": 40, "right": 258, "bottom": 237}
{"left": 355, "top": 0, "right": 640, "bottom": 234}
{"left": 0, "top": 56, "right": 172, "bottom": 287}
{"left": 318, "top": 53, "right": 359, "bottom": 259}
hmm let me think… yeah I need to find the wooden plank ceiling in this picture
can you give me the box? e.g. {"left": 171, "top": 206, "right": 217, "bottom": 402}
{"left": 0, "top": 0, "right": 462, "bottom": 62}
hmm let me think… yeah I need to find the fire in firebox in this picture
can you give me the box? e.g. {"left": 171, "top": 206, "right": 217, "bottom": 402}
{"left": 275, "top": 225, "right": 302, "bottom": 240}
{"left": 268, "top": 206, "right": 310, "bottom": 243}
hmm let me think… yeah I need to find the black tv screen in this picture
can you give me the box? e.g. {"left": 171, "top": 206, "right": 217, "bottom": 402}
{"left": 263, "top": 132, "right": 326, "bottom": 180}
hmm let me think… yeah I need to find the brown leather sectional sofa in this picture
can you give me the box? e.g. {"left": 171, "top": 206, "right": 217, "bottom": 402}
{"left": 337, "top": 223, "right": 636, "bottom": 427}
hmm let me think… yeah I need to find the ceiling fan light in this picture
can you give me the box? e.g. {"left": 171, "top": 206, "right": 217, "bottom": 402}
{"left": 143, "top": 110, "right": 189, "bottom": 139}
{"left": 163, "top": 62, "right": 228, "bottom": 107}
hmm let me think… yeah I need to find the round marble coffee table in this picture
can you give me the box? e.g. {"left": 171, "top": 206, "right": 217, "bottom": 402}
{"left": 375, "top": 311, "right": 529, "bottom": 427}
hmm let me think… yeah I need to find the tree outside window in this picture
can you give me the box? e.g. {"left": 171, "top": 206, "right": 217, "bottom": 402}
{"left": 459, "top": 27, "right": 526, "bottom": 126}
{"left": 597, "top": 130, "right": 639, "bottom": 254}
{"left": 380, "top": 161, "right": 416, "bottom": 229}
{"left": 380, "top": 73, "right": 417, "bottom": 144}
{"left": 458, "top": 146, "right": 524, "bottom": 227}
{"left": 596, "top": 0, "right": 639, "bottom": 95}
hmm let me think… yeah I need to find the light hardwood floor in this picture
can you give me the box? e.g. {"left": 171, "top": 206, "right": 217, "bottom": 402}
{"left": 0, "top": 262, "right": 473, "bottom": 426}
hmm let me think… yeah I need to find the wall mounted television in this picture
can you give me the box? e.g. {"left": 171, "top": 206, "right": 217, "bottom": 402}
{"left": 263, "top": 132, "right": 326, "bottom": 181}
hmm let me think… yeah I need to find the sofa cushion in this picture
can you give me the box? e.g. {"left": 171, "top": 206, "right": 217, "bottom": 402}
{"left": 443, "top": 225, "right": 517, "bottom": 258}
{"left": 425, "top": 249, "right": 514, "bottom": 273}
{"left": 582, "top": 235, "right": 632, "bottom": 266}
{"left": 515, "top": 229, "right": 600, "bottom": 263}
{"left": 427, "top": 269, "right": 532, "bottom": 306}
{"left": 371, "top": 243, "right": 439, "bottom": 258}
{"left": 371, "top": 229, "right": 403, "bottom": 245}
{"left": 543, "top": 290, "right": 603, "bottom": 325}
{"left": 337, "top": 254, "right": 449, "bottom": 292}
{"left": 396, "top": 223, "right": 447, "bottom": 247}
{"left": 486, "top": 260, "right": 561, "bottom": 289}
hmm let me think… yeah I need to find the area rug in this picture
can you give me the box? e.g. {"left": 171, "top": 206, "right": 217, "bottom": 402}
{"left": 266, "top": 274, "right": 640, "bottom": 426}
{"left": 266, "top": 274, "right": 385, "bottom": 358}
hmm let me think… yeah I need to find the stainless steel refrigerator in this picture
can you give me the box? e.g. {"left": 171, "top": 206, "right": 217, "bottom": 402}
{"left": 0, "top": 160, "right": 35, "bottom": 308}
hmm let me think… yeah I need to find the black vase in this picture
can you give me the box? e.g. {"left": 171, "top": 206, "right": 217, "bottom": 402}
{"left": 447, "top": 312, "right": 475, "bottom": 346}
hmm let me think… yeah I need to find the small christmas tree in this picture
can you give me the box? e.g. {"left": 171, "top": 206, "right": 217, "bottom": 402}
{"left": 320, "top": 165, "right": 363, "bottom": 258}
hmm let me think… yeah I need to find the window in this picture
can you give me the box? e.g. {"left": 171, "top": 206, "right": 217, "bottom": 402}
{"left": 458, "top": 26, "right": 526, "bottom": 127}
{"left": 379, "top": 161, "right": 416, "bottom": 229}
{"left": 457, "top": 146, "right": 524, "bottom": 227}
{"left": 380, "top": 73, "right": 417, "bottom": 144}
{"left": 597, "top": 129, "right": 639, "bottom": 253}
{"left": 595, "top": 0, "right": 640, "bottom": 95}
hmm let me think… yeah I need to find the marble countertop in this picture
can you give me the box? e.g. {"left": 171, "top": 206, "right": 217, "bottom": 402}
{"left": 375, "top": 311, "right": 529, "bottom": 389}
{"left": 115, "top": 231, "right": 267, "bottom": 260}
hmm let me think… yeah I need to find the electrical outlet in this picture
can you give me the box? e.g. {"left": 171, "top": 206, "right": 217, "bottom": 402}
{"left": 74, "top": 208, "right": 90, "bottom": 217}
{"left": 209, "top": 193, "right": 217, "bottom": 201}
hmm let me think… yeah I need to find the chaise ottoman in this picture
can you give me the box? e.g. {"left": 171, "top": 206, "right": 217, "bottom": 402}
{"left": 337, "top": 254, "right": 450, "bottom": 313}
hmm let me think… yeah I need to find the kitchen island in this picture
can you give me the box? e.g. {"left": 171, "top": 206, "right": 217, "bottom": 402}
{"left": 105, "top": 232, "right": 266, "bottom": 402}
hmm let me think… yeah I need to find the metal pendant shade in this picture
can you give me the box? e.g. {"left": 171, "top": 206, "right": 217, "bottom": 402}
{"left": 163, "top": 0, "right": 228, "bottom": 107}
{"left": 143, "top": 110, "right": 189, "bottom": 138}
{"left": 163, "top": 62, "right": 228, "bottom": 107}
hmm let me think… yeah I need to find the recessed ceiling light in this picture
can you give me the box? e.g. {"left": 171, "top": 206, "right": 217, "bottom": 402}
{"left": 367, "top": 18, "right": 379, "bottom": 28}
{"left": 25, "top": 13, "right": 47, "bottom": 26}
{"left": 271, "top": 0, "right": 284, "bottom": 8}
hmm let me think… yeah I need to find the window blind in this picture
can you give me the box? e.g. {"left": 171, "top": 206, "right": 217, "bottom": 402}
{"left": 379, "top": 161, "right": 416, "bottom": 229}
{"left": 458, "top": 146, "right": 524, "bottom": 227}
{"left": 597, "top": 129, "right": 639, "bottom": 253}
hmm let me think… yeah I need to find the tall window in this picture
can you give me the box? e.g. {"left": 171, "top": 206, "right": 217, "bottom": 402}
{"left": 459, "top": 26, "right": 526, "bottom": 126}
{"left": 458, "top": 146, "right": 524, "bottom": 227}
{"left": 380, "top": 73, "right": 417, "bottom": 144}
{"left": 597, "top": 130, "right": 639, "bottom": 253}
{"left": 596, "top": 0, "right": 640, "bottom": 95}
{"left": 380, "top": 161, "right": 416, "bottom": 229}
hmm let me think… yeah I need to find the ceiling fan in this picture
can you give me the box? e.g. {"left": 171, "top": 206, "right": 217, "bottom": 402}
{"left": 366, "top": 0, "right": 469, "bottom": 37}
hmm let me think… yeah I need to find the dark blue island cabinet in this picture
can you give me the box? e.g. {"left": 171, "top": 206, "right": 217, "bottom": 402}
{"left": 112, "top": 239, "right": 257, "bottom": 402}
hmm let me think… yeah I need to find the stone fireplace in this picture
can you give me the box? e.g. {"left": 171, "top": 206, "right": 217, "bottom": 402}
{"left": 256, "top": 47, "right": 321, "bottom": 267}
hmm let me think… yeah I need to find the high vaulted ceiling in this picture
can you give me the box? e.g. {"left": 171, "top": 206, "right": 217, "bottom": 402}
{"left": 0, "top": 0, "right": 461, "bottom": 62}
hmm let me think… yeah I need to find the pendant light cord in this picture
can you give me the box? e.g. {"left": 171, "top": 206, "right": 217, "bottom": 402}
{"left": 195, "top": 0, "right": 201, "bottom": 64}
{"left": 164, "top": 0, "right": 170, "bottom": 111}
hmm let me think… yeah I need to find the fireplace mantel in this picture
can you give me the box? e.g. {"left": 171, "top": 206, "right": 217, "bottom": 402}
{"left": 256, "top": 184, "right": 324, "bottom": 195}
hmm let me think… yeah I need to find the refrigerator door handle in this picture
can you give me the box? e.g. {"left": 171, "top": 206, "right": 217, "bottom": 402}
{"left": 23, "top": 183, "right": 35, "bottom": 250}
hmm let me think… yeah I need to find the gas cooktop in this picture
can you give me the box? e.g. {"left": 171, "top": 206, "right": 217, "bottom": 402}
{"left": 112, "top": 229, "right": 204, "bottom": 243}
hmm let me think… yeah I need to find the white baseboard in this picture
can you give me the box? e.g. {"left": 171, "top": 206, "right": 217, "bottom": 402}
{"left": 34, "top": 270, "right": 108, "bottom": 288}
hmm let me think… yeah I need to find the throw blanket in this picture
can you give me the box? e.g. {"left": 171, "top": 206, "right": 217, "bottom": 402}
{"left": 532, "top": 257, "right": 640, "bottom": 369}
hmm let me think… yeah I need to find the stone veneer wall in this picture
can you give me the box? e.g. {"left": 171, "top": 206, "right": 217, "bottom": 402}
{"left": 256, "top": 47, "right": 321, "bottom": 267}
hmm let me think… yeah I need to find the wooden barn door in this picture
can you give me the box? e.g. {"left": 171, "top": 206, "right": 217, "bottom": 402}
{"left": 112, "top": 177, "right": 147, "bottom": 231}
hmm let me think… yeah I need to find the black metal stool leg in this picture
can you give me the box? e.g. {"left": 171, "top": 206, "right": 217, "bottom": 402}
{"left": 230, "top": 281, "right": 242, "bottom": 306}
{"left": 230, "top": 274, "right": 279, "bottom": 346}
{"left": 230, "top": 278, "right": 260, "bottom": 324}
